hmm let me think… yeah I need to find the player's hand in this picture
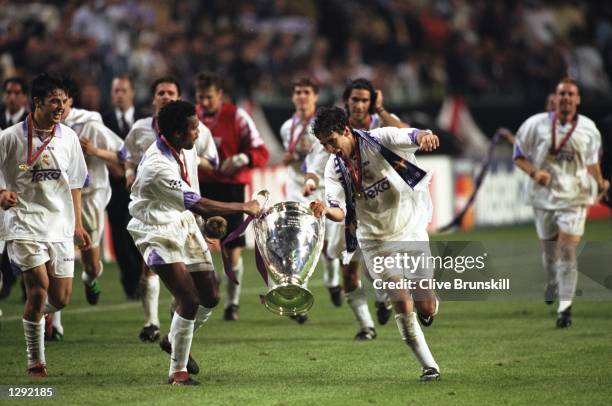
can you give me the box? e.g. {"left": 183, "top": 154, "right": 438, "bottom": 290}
{"left": 80, "top": 138, "right": 98, "bottom": 157}
{"left": 533, "top": 170, "right": 552, "bottom": 186}
{"left": 282, "top": 152, "right": 295, "bottom": 165}
{"left": 243, "top": 199, "right": 261, "bottom": 216}
{"left": 310, "top": 199, "right": 328, "bottom": 218}
{"left": 125, "top": 174, "right": 135, "bottom": 191}
{"left": 417, "top": 131, "right": 440, "bottom": 152}
{"left": 303, "top": 177, "right": 318, "bottom": 197}
{"left": 0, "top": 190, "right": 17, "bottom": 210}
{"left": 74, "top": 226, "right": 92, "bottom": 250}
{"left": 375, "top": 90, "right": 384, "bottom": 111}
{"left": 220, "top": 153, "right": 249, "bottom": 176}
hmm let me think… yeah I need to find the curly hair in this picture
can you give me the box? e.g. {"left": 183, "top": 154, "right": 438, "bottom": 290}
{"left": 313, "top": 106, "right": 348, "bottom": 139}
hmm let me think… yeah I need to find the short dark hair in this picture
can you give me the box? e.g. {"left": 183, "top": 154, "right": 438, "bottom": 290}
{"left": 3, "top": 77, "right": 28, "bottom": 94}
{"left": 342, "top": 78, "right": 376, "bottom": 114}
{"left": 291, "top": 77, "right": 319, "bottom": 94}
{"left": 61, "top": 76, "right": 80, "bottom": 99}
{"left": 158, "top": 100, "right": 196, "bottom": 139}
{"left": 313, "top": 106, "right": 348, "bottom": 139}
{"left": 195, "top": 71, "right": 222, "bottom": 91}
{"left": 150, "top": 76, "right": 181, "bottom": 98}
{"left": 30, "top": 73, "right": 67, "bottom": 110}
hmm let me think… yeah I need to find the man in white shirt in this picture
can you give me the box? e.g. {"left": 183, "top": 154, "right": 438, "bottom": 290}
{"left": 303, "top": 79, "right": 408, "bottom": 339}
{"left": 310, "top": 106, "right": 441, "bottom": 382}
{"left": 0, "top": 73, "right": 90, "bottom": 377}
{"left": 513, "top": 78, "right": 609, "bottom": 328}
{"left": 279, "top": 77, "right": 342, "bottom": 317}
{"left": 127, "top": 100, "right": 259, "bottom": 385}
{"left": 122, "top": 77, "right": 218, "bottom": 343}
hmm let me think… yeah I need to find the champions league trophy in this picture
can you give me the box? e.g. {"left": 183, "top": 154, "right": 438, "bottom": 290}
{"left": 253, "top": 191, "right": 325, "bottom": 316}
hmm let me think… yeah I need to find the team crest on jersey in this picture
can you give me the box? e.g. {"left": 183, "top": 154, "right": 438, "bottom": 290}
{"left": 42, "top": 154, "right": 50, "bottom": 166}
{"left": 168, "top": 179, "right": 182, "bottom": 190}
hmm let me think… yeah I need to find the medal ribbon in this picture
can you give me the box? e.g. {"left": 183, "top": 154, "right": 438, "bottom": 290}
{"left": 25, "top": 113, "right": 56, "bottom": 167}
{"left": 288, "top": 112, "right": 315, "bottom": 154}
{"left": 345, "top": 138, "right": 363, "bottom": 196}
{"left": 151, "top": 116, "right": 160, "bottom": 138}
{"left": 160, "top": 135, "right": 190, "bottom": 186}
{"left": 551, "top": 113, "right": 578, "bottom": 155}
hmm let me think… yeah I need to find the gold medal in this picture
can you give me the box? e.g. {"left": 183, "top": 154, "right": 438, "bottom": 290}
{"left": 18, "top": 163, "right": 31, "bottom": 171}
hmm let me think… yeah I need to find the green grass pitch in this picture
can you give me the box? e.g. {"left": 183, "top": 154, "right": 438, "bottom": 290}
{"left": 0, "top": 220, "right": 610, "bottom": 405}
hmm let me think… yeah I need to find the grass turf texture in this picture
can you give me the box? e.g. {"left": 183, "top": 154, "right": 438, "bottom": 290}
{"left": 0, "top": 220, "right": 610, "bottom": 405}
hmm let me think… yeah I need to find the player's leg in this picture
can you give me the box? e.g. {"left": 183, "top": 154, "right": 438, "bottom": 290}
{"left": 412, "top": 286, "right": 439, "bottom": 327}
{"left": 80, "top": 246, "right": 102, "bottom": 305}
{"left": 154, "top": 262, "right": 200, "bottom": 385}
{"left": 344, "top": 255, "right": 376, "bottom": 340}
{"left": 21, "top": 264, "right": 49, "bottom": 377}
{"left": 323, "top": 220, "right": 342, "bottom": 307}
{"left": 385, "top": 279, "right": 440, "bottom": 381}
{"left": 44, "top": 241, "right": 76, "bottom": 342}
{"left": 534, "top": 208, "right": 560, "bottom": 304}
{"left": 139, "top": 264, "right": 160, "bottom": 342}
{"left": 224, "top": 246, "right": 243, "bottom": 321}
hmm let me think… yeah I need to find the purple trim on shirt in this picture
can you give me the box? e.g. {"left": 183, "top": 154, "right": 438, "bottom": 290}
{"left": 83, "top": 174, "right": 91, "bottom": 188}
{"left": 512, "top": 144, "right": 525, "bottom": 160}
{"left": 147, "top": 249, "right": 166, "bottom": 266}
{"left": 409, "top": 129, "right": 420, "bottom": 144}
{"left": 183, "top": 190, "right": 201, "bottom": 209}
{"left": 117, "top": 146, "right": 128, "bottom": 162}
{"left": 156, "top": 138, "right": 173, "bottom": 158}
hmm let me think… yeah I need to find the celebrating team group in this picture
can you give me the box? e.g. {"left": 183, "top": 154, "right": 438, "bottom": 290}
{"left": 0, "top": 71, "right": 607, "bottom": 385}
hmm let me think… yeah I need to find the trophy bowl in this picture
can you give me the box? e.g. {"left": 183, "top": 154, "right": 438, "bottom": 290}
{"left": 254, "top": 201, "right": 325, "bottom": 316}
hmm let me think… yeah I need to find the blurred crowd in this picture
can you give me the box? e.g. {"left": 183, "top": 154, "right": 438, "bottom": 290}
{"left": 1, "top": 0, "right": 611, "bottom": 109}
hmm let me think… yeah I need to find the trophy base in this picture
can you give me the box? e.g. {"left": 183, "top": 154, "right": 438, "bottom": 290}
{"left": 264, "top": 285, "right": 314, "bottom": 316}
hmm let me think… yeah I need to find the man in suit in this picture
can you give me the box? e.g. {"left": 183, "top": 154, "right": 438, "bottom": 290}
{"left": 0, "top": 77, "right": 29, "bottom": 129}
{"left": 102, "top": 75, "right": 144, "bottom": 300}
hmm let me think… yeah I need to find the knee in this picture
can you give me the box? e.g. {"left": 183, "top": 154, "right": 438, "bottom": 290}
{"left": 52, "top": 292, "right": 71, "bottom": 309}
{"left": 178, "top": 294, "right": 200, "bottom": 318}
{"left": 199, "top": 291, "right": 220, "bottom": 308}
{"left": 27, "top": 286, "right": 47, "bottom": 306}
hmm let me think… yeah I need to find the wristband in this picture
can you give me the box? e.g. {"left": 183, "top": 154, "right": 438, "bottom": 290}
{"left": 305, "top": 178, "right": 317, "bottom": 189}
{"left": 374, "top": 106, "right": 386, "bottom": 115}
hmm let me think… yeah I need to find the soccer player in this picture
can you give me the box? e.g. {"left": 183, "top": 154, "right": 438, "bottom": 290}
{"left": 309, "top": 106, "right": 441, "bottom": 381}
{"left": 0, "top": 73, "right": 90, "bottom": 377}
{"left": 304, "top": 78, "right": 408, "bottom": 339}
{"left": 123, "top": 76, "right": 218, "bottom": 342}
{"left": 127, "top": 100, "right": 260, "bottom": 385}
{"left": 194, "top": 71, "right": 269, "bottom": 321}
{"left": 513, "top": 78, "right": 609, "bottom": 328}
{"left": 280, "top": 77, "right": 342, "bottom": 318}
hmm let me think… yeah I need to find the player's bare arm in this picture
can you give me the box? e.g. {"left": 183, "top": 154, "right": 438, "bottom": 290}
{"left": 514, "top": 156, "right": 551, "bottom": 186}
{"left": 375, "top": 90, "right": 408, "bottom": 128}
{"left": 310, "top": 199, "right": 344, "bottom": 222}
{"left": 190, "top": 197, "right": 260, "bottom": 218}
{"left": 71, "top": 188, "right": 92, "bottom": 250}
{"left": 416, "top": 131, "right": 440, "bottom": 152}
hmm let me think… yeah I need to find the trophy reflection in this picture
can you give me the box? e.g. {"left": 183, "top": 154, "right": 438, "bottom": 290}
{"left": 254, "top": 197, "right": 325, "bottom": 316}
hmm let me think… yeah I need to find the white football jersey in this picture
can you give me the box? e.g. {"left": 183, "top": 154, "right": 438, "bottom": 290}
{"left": 0, "top": 119, "right": 88, "bottom": 242}
{"left": 63, "top": 108, "right": 124, "bottom": 208}
{"left": 280, "top": 114, "right": 318, "bottom": 203}
{"left": 515, "top": 112, "right": 601, "bottom": 209}
{"left": 129, "top": 139, "right": 201, "bottom": 225}
{"left": 324, "top": 126, "right": 432, "bottom": 241}
{"left": 123, "top": 116, "right": 218, "bottom": 170}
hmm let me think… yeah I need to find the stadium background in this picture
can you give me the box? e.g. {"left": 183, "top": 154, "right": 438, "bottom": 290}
{"left": 0, "top": 1, "right": 611, "bottom": 404}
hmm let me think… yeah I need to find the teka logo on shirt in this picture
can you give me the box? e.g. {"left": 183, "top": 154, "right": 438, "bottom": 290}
{"left": 30, "top": 169, "right": 62, "bottom": 182}
{"left": 363, "top": 177, "right": 391, "bottom": 200}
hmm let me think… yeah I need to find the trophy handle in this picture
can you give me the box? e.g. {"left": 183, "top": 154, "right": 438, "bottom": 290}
{"left": 253, "top": 189, "right": 270, "bottom": 218}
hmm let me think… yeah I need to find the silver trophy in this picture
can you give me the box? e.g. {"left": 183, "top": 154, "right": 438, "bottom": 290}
{"left": 253, "top": 192, "right": 325, "bottom": 316}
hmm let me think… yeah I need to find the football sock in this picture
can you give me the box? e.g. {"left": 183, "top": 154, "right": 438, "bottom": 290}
{"left": 226, "top": 258, "right": 243, "bottom": 307}
{"left": 346, "top": 282, "right": 374, "bottom": 330}
{"left": 52, "top": 311, "right": 63, "bottom": 335}
{"left": 323, "top": 257, "right": 340, "bottom": 288}
{"left": 557, "top": 259, "right": 577, "bottom": 313}
{"left": 23, "top": 317, "right": 45, "bottom": 368}
{"left": 142, "top": 274, "right": 160, "bottom": 327}
{"left": 168, "top": 313, "right": 194, "bottom": 376}
{"left": 82, "top": 261, "right": 103, "bottom": 286}
{"left": 542, "top": 252, "right": 557, "bottom": 288}
{"left": 193, "top": 305, "right": 212, "bottom": 331}
{"left": 395, "top": 312, "right": 439, "bottom": 371}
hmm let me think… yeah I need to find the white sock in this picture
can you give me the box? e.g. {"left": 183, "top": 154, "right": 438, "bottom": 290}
{"left": 557, "top": 260, "right": 577, "bottom": 313}
{"left": 43, "top": 301, "right": 59, "bottom": 315}
{"left": 194, "top": 305, "right": 213, "bottom": 331}
{"left": 373, "top": 286, "right": 390, "bottom": 304}
{"left": 52, "top": 311, "right": 63, "bottom": 335}
{"left": 226, "top": 258, "right": 243, "bottom": 307}
{"left": 542, "top": 252, "right": 557, "bottom": 287}
{"left": 322, "top": 257, "right": 340, "bottom": 288}
{"left": 345, "top": 283, "right": 374, "bottom": 330}
{"left": 395, "top": 312, "right": 439, "bottom": 371}
{"left": 23, "top": 318, "right": 45, "bottom": 368}
{"left": 82, "top": 261, "right": 103, "bottom": 287}
{"left": 142, "top": 274, "right": 160, "bottom": 327}
{"left": 168, "top": 313, "right": 195, "bottom": 376}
